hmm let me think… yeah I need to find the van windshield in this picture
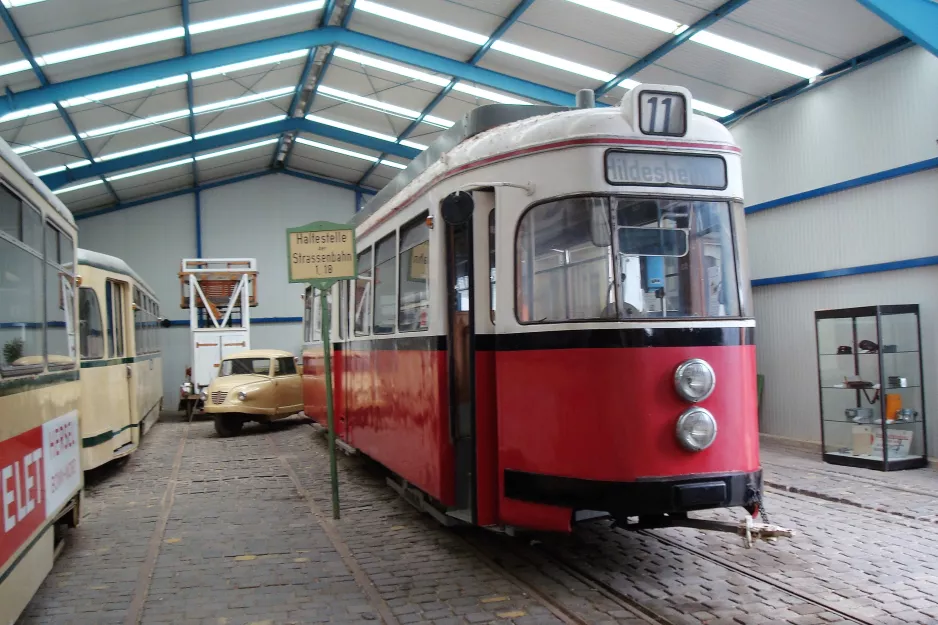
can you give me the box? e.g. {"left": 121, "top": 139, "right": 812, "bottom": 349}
{"left": 220, "top": 358, "right": 270, "bottom": 377}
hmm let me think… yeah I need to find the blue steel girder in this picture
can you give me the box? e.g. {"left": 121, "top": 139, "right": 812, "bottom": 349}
{"left": 595, "top": 0, "right": 751, "bottom": 97}
{"left": 856, "top": 0, "right": 938, "bottom": 58}
{"left": 182, "top": 0, "right": 198, "bottom": 185}
{"left": 0, "top": 5, "right": 120, "bottom": 202}
{"left": 357, "top": 0, "right": 537, "bottom": 185}
{"left": 719, "top": 36, "right": 912, "bottom": 125}
{"left": 40, "top": 116, "right": 421, "bottom": 190}
{"left": 270, "top": 0, "right": 338, "bottom": 167}
{"left": 0, "top": 28, "right": 576, "bottom": 118}
{"left": 282, "top": 4, "right": 357, "bottom": 168}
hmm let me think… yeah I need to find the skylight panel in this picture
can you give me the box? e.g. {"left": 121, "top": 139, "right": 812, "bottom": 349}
{"left": 316, "top": 86, "right": 455, "bottom": 128}
{"left": 194, "top": 138, "right": 280, "bottom": 161}
{"left": 295, "top": 137, "right": 380, "bottom": 162}
{"left": 64, "top": 76, "right": 190, "bottom": 108}
{"left": 564, "top": 0, "right": 821, "bottom": 78}
{"left": 0, "top": 60, "right": 33, "bottom": 77}
{"left": 194, "top": 115, "right": 287, "bottom": 140}
{"left": 354, "top": 1, "right": 488, "bottom": 46}
{"left": 489, "top": 41, "right": 616, "bottom": 82}
{"left": 399, "top": 139, "right": 428, "bottom": 151}
{"left": 53, "top": 179, "right": 105, "bottom": 195}
{"left": 307, "top": 115, "right": 397, "bottom": 143}
{"left": 81, "top": 109, "right": 190, "bottom": 139}
{"left": 13, "top": 134, "right": 76, "bottom": 154}
{"left": 35, "top": 159, "right": 91, "bottom": 177}
{"left": 38, "top": 28, "right": 185, "bottom": 66}
{"left": 191, "top": 86, "right": 295, "bottom": 115}
{"left": 188, "top": 1, "right": 325, "bottom": 35}
{"left": 1, "top": 0, "right": 50, "bottom": 7}
{"left": 106, "top": 158, "right": 193, "bottom": 182}
{"left": 0, "top": 103, "right": 57, "bottom": 123}
{"left": 191, "top": 50, "right": 309, "bottom": 80}
{"left": 451, "top": 83, "right": 528, "bottom": 105}
{"left": 332, "top": 49, "right": 451, "bottom": 87}
{"left": 96, "top": 137, "right": 194, "bottom": 162}
{"left": 380, "top": 160, "right": 407, "bottom": 170}
{"left": 691, "top": 100, "right": 733, "bottom": 118}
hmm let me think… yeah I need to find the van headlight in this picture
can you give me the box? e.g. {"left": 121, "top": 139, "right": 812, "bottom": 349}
{"left": 675, "top": 407, "right": 717, "bottom": 452}
{"left": 674, "top": 358, "right": 715, "bottom": 402}
{"left": 199, "top": 390, "right": 207, "bottom": 401}
{"left": 238, "top": 391, "right": 248, "bottom": 401}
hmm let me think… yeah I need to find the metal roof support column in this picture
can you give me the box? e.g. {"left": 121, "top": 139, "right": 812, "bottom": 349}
{"left": 195, "top": 188, "right": 203, "bottom": 257}
{"left": 595, "top": 0, "right": 751, "bottom": 97}
{"left": 356, "top": 0, "right": 537, "bottom": 186}
{"left": 856, "top": 0, "right": 938, "bottom": 58}
{"left": 271, "top": 0, "right": 337, "bottom": 167}
{"left": 281, "top": 3, "right": 355, "bottom": 169}
{"left": 0, "top": 6, "right": 121, "bottom": 203}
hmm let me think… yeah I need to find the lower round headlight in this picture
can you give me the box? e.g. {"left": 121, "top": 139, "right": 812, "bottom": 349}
{"left": 238, "top": 391, "right": 248, "bottom": 401}
{"left": 199, "top": 391, "right": 207, "bottom": 401}
{"left": 675, "top": 407, "right": 717, "bottom": 452}
{"left": 674, "top": 358, "right": 716, "bottom": 402}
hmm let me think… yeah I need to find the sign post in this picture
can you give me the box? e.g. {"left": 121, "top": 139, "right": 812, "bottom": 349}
{"left": 286, "top": 221, "right": 357, "bottom": 520}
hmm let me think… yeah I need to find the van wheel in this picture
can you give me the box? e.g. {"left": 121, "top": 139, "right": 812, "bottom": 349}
{"left": 214, "top": 416, "right": 243, "bottom": 437}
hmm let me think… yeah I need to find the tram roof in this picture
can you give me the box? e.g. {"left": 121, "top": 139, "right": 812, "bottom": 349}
{"left": 77, "top": 248, "right": 158, "bottom": 301}
{"left": 350, "top": 103, "right": 568, "bottom": 229}
{"left": 0, "top": 136, "right": 75, "bottom": 229}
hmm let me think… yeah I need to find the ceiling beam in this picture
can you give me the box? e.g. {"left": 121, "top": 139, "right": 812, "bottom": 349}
{"left": 270, "top": 0, "right": 338, "bottom": 167}
{"left": 0, "top": 5, "right": 121, "bottom": 203}
{"left": 720, "top": 36, "right": 912, "bottom": 126}
{"left": 182, "top": 0, "right": 198, "bottom": 185}
{"left": 41, "top": 116, "right": 422, "bottom": 190}
{"left": 856, "top": 0, "right": 938, "bottom": 58}
{"left": 595, "top": 0, "right": 751, "bottom": 97}
{"left": 358, "top": 0, "right": 536, "bottom": 185}
{"left": 0, "top": 27, "right": 576, "bottom": 119}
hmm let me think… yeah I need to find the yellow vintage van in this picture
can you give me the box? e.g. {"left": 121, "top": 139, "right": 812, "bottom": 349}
{"left": 202, "top": 349, "right": 302, "bottom": 436}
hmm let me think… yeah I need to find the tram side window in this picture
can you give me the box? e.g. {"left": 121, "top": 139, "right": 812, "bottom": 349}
{"left": 337, "top": 281, "right": 348, "bottom": 340}
{"left": 303, "top": 286, "right": 314, "bottom": 343}
{"left": 134, "top": 288, "right": 143, "bottom": 355}
{"left": 489, "top": 210, "right": 495, "bottom": 323}
{"left": 45, "top": 224, "right": 76, "bottom": 368}
{"left": 106, "top": 280, "right": 126, "bottom": 358}
{"left": 79, "top": 287, "right": 104, "bottom": 359}
{"left": 373, "top": 233, "right": 397, "bottom": 335}
{"left": 398, "top": 213, "right": 429, "bottom": 332}
{"left": 354, "top": 248, "right": 373, "bottom": 336}
{"left": 0, "top": 195, "right": 44, "bottom": 374}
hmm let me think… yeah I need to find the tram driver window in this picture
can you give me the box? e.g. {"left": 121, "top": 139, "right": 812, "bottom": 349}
{"left": 516, "top": 196, "right": 740, "bottom": 322}
{"left": 0, "top": 193, "right": 44, "bottom": 374}
{"left": 354, "top": 248, "right": 373, "bottom": 336}
{"left": 398, "top": 213, "right": 429, "bottom": 332}
{"left": 44, "top": 225, "right": 76, "bottom": 368}
{"left": 79, "top": 287, "right": 104, "bottom": 360}
{"left": 373, "top": 233, "right": 397, "bottom": 335}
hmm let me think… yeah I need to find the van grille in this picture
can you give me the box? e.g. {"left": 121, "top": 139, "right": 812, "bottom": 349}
{"left": 211, "top": 391, "right": 227, "bottom": 405}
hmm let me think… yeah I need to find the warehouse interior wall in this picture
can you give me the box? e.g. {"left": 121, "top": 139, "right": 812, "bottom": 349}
{"left": 732, "top": 46, "right": 938, "bottom": 456}
{"left": 76, "top": 173, "right": 356, "bottom": 407}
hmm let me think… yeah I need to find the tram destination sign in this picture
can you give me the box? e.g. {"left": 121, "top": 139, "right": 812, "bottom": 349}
{"left": 606, "top": 150, "right": 726, "bottom": 189}
{"left": 286, "top": 221, "right": 357, "bottom": 283}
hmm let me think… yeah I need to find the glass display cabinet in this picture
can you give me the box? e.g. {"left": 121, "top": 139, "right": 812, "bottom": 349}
{"left": 815, "top": 305, "right": 928, "bottom": 470}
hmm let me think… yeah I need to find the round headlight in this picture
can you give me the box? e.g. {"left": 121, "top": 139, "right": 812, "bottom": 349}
{"left": 199, "top": 391, "right": 207, "bottom": 401}
{"left": 675, "top": 407, "right": 717, "bottom": 452}
{"left": 674, "top": 358, "right": 715, "bottom": 402}
{"left": 237, "top": 391, "right": 248, "bottom": 401}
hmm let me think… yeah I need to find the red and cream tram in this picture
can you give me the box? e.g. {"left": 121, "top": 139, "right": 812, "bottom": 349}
{"left": 303, "top": 84, "right": 765, "bottom": 535}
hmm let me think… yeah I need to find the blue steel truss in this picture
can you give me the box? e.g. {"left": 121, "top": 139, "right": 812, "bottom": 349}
{"left": 41, "top": 116, "right": 420, "bottom": 190}
{"left": 357, "top": 0, "right": 537, "bottom": 185}
{"left": 595, "top": 0, "right": 751, "bottom": 97}
{"left": 0, "top": 5, "right": 120, "bottom": 203}
{"left": 856, "top": 0, "right": 938, "bottom": 58}
{"left": 182, "top": 0, "right": 198, "bottom": 187}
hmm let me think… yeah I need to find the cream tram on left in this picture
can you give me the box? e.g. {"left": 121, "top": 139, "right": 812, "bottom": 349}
{"left": 0, "top": 142, "right": 82, "bottom": 624}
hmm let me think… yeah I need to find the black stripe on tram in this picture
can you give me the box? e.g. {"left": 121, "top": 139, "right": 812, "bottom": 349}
{"left": 332, "top": 335, "right": 447, "bottom": 351}
{"left": 481, "top": 326, "right": 754, "bottom": 351}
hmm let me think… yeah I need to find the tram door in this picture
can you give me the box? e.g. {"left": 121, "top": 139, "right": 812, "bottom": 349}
{"left": 443, "top": 192, "right": 476, "bottom": 521}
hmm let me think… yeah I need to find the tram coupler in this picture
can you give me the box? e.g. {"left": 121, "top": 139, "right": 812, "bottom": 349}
{"left": 616, "top": 515, "right": 795, "bottom": 548}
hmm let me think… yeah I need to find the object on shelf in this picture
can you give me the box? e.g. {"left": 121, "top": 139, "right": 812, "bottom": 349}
{"left": 885, "top": 393, "right": 902, "bottom": 422}
{"left": 837, "top": 345, "right": 852, "bottom": 355}
{"left": 852, "top": 425, "right": 873, "bottom": 456}
{"left": 882, "top": 344, "right": 898, "bottom": 353}
{"left": 858, "top": 339, "right": 879, "bottom": 353}
{"left": 887, "top": 376, "right": 907, "bottom": 388}
{"left": 872, "top": 429, "right": 913, "bottom": 459}
{"left": 843, "top": 377, "right": 874, "bottom": 389}
{"left": 896, "top": 408, "right": 918, "bottom": 422}
{"left": 846, "top": 407, "right": 874, "bottom": 423}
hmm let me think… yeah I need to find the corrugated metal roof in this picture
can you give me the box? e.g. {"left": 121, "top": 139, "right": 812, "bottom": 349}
{"left": 0, "top": 0, "right": 907, "bottom": 215}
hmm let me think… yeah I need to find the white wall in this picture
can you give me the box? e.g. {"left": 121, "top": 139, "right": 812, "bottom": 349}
{"left": 77, "top": 173, "right": 356, "bottom": 407}
{"left": 732, "top": 46, "right": 938, "bottom": 456}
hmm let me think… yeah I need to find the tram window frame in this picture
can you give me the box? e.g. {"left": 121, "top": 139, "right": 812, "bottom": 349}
{"left": 106, "top": 280, "right": 127, "bottom": 358}
{"left": 0, "top": 192, "right": 45, "bottom": 376}
{"left": 79, "top": 286, "right": 105, "bottom": 360}
{"left": 354, "top": 247, "right": 373, "bottom": 336}
{"left": 489, "top": 209, "right": 496, "bottom": 323}
{"left": 134, "top": 288, "right": 143, "bottom": 355}
{"left": 44, "top": 222, "right": 76, "bottom": 370}
{"left": 337, "top": 281, "right": 349, "bottom": 340}
{"left": 312, "top": 289, "right": 323, "bottom": 343}
{"left": 397, "top": 212, "right": 430, "bottom": 333}
{"left": 373, "top": 232, "right": 397, "bottom": 335}
{"left": 303, "top": 286, "right": 314, "bottom": 343}
{"left": 514, "top": 194, "right": 743, "bottom": 324}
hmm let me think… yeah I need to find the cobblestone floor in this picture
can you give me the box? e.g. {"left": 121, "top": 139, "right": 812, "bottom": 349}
{"left": 17, "top": 416, "right": 938, "bottom": 625}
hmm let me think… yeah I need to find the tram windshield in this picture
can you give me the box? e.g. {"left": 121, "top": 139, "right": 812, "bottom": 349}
{"left": 516, "top": 196, "right": 741, "bottom": 322}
